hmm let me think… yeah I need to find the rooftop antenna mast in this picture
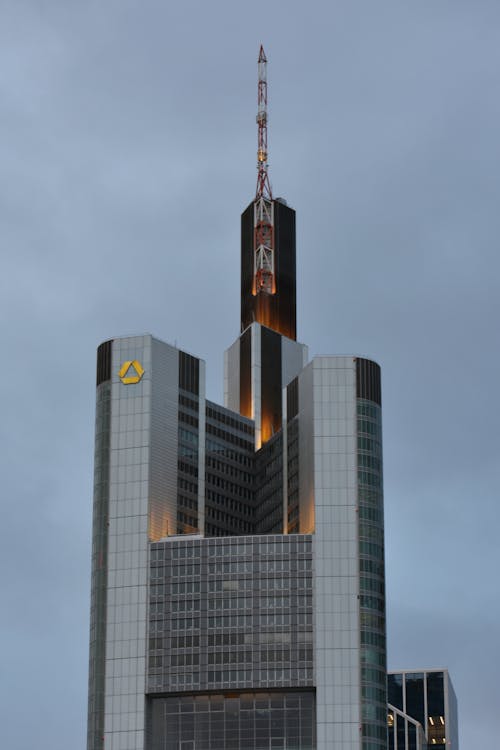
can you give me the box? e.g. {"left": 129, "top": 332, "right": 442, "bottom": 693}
{"left": 253, "top": 45, "right": 275, "bottom": 295}
{"left": 256, "top": 45, "right": 272, "bottom": 200}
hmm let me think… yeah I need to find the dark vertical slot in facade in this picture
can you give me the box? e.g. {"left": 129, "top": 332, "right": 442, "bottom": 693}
{"left": 274, "top": 199, "right": 296, "bottom": 340}
{"left": 87, "top": 380, "right": 112, "bottom": 750}
{"left": 178, "top": 351, "right": 200, "bottom": 395}
{"left": 255, "top": 433, "right": 283, "bottom": 533}
{"left": 96, "top": 340, "right": 113, "bottom": 386}
{"left": 287, "top": 376, "right": 299, "bottom": 422}
{"left": 177, "top": 393, "right": 200, "bottom": 535}
{"left": 260, "top": 327, "right": 282, "bottom": 443}
{"left": 239, "top": 328, "right": 252, "bottom": 419}
{"left": 240, "top": 200, "right": 297, "bottom": 340}
{"left": 177, "top": 354, "right": 201, "bottom": 534}
{"left": 240, "top": 202, "right": 255, "bottom": 333}
{"left": 356, "top": 357, "right": 381, "bottom": 406}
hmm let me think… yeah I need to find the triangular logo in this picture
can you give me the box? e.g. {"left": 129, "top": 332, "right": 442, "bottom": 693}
{"left": 118, "top": 360, "right": 144, "bottom": 384}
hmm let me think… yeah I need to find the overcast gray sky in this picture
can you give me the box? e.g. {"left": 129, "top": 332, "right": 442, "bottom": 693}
{"left": 1, "top": 1, "right": 499, "bottom": 747}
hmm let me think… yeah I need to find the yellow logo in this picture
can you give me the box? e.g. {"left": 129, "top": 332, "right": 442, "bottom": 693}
{"left": 118, "top": 360, "right": 144, "bottom": 384}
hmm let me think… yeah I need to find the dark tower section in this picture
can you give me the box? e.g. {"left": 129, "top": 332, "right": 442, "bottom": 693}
{"left": 239, "top": 327, "right": 252, "bottom": 419}
{"left": 241, "top": 198, "right": 297, "bottom": 340}
{"left": 260, "top": 326, "right": 282, "bottom": 441}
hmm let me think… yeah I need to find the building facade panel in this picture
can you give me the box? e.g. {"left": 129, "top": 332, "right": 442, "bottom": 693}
{"left": 295, "top": 360, "right": 315, "bottom": 535}
{"left": 104, "top": 335, "right": 153, "bottom": 750}
{"left": 148, "top": 534, "right": 313, "bottom": 695}
{"left": 225, "top": 323, "right": 307, "bottom": 451}
{"left": 149, "top": 690, "right": 316, "bottom": 750}
{"left": 282, "top": 335, "right": 308, "bottom": 390}
{"left": 308, "top": 358, "right": 362, "bottom": 750}
{"left": 204, "top": 401, "right": 255, "bottom": 537}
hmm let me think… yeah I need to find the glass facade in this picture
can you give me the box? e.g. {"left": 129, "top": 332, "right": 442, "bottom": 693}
{"left": 388, "top": 670, "right": 458, "bottom": 749}
{"left": 204, "top": 401, "right": 290, "bottom": 536}
{"left": 388, "top": 672, "right": 404, "bottom": 712}
{"left": 255, "top": 432, "right": 284, "bottom": 534}
{"left": 149, "top": 691, "right": 316, "bottom": 750}
{"left": 177, "top": 391, "right": 200, "bottom": 534}
{"left": 387, "top": 705, "right": 425, "bottom": 750}
{"left": 148, "top": 535, "right": 313, "bottom": 694}
{"left": 357, "top": 397, "right": 387, "bottom": 750}
{"left": 204, "top": 401, "right": 255, "bottom": 536}
{"left": 405, "top": 673, "right": 425, "bottom": 730}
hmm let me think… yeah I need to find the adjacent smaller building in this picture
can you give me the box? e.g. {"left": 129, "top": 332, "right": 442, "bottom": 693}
{"left": 387, "top": 704, "right": 426, "bottom": 750}
{"left": 388, "top": 669, "right": 458, "bottom": 749}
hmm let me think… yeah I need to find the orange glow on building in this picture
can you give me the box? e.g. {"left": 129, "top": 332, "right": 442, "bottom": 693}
{"left": 148, "top": 509, "right": 172, "bottom": 543}
{"left": 250, "top": 294, "right": 295, "bottom": 340}
{"left": 301, "top": 493, "right": 316, "bottom": 534}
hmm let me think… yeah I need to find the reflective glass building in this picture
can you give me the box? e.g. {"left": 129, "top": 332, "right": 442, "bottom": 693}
{"left": 387, "top": 704, "right": 425, "bottom": 750}
{"left": 387, "top": 670, "right": 458, "bottom": 749}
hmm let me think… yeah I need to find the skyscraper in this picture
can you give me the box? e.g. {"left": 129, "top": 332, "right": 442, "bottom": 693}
{"left": 87, "top": 48, "right": 388, "bottom": 750}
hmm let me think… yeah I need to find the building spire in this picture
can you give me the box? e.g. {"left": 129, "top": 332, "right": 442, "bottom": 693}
{"left": 256, "top": 45, "right": 272, "bottom": 200}
{"left": 253, "top": 46, "right": 275, "bottom": 296}
{"left": 242, "top": 47, "right": 296, "bottom": 341}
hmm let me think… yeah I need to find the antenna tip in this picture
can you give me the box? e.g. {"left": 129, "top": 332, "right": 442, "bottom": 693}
{"left": 258, "top": 45, "right": 267, "bottom": 63}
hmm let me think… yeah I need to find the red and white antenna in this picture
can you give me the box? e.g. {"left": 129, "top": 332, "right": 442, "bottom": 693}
{"left": 256, "top": 45, "right": 272, "bottom": 200}
{"left": 253, "top": 45, "right": 275, "bottom": 295}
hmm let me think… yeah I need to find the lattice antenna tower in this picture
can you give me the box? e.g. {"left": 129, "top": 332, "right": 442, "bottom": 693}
{"left": 253, "top": 45, "right": 275, "bottom": 295}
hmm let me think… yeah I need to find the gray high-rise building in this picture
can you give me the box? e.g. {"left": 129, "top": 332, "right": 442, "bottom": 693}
{"left": 86, "top": 48, "right": 403, "bottom": 750}
{"left": 87, "top": 333, "right": 386, "bottom": 750}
